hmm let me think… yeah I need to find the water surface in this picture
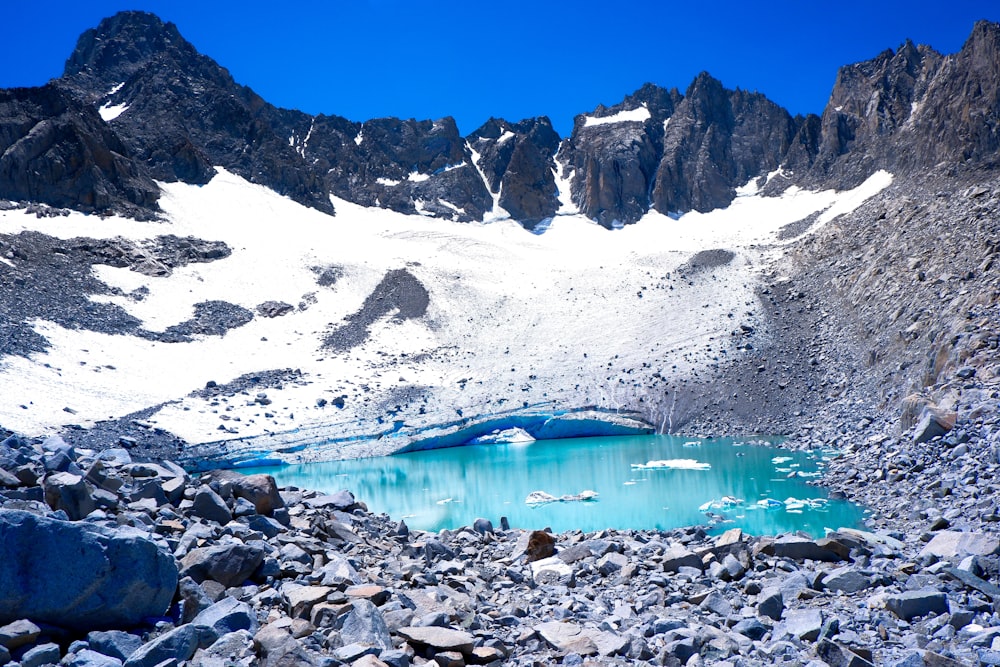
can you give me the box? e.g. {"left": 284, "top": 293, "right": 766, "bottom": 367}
{"left": 243, "top": 434, "right": 866, "bottom": 536}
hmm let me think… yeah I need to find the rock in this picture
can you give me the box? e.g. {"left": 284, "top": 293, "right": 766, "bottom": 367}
{"left": 699, "top": 591, "right": 733, "bottom": 617}
{"left": 284, "top": 584, "right": 332, "bottom": 619}
{"left": 920, "top": 531, "right": 1000, "bottom": 559}
{"left": 21, "top": 642, "right": 61, "bottom": 667}
{"left": 525, "top": 530, "right": 556, "bottom": 562}
{"left": 191, "top": 486, "right": 233, "bottom": 525}
{"left": 397, "top": 626, "right": 476, "bottom": 655}
{"left": 0, "top": 619, "right": 41, "bottom": 650}
{"left": 661, "top": 546, "right": 703, "bottom": 572}
{"left": 306, "top": 489, "right": 357, "bottom": 511}
{"left": 0, "top": 509, "right": 177, "bottom": 630}
{"left": 191, "top": 597, "right": 259, "bottom": 642}
{"left": 774, "top": 608, "right": 823, "bottom": 641}
{"left": 884, "top": 590, "right": 949, "bottom": 620}
{"left": 340, "top": 600, "right": 392, "bottom": 651}
{"left": 817, "top": 639, "right": 875, "bottom": 667}
{"left": 43, "top": 471, "right": 96, "bottom": 520}
{"left": 757, "top": 587, "right": 784, "bottom": 621}
{"left": 205, "top": 471, "right": 284, "bottom": 516}
{"left": 913, "top": 408, "right": 956, "bottom": 443}
{"left": 122, "top": 624, "right": 199, "bottom": 667}
{"left": 472, "top": 518, "right": 494, "bottom": 535}
{"left": 533, "top": 621, "right": 598, "bottom": 656}
{"left": 256, "top": 301, "right": 294, "bottom": 318}
{"left": 732, "top": 618, "right": 768, "bottom": 641}
{"left": 822, "top": 567, "right": 872, "bottom": 593}
{"left": 180, "top": 543, "right": 265, "bottom": 588}
{"left": 764, "top": 535, "right": 845, "bottom": 562}
{"left": 67, "top": 648, "right": 125, "bottom": 667}
{"left": 530, "top": 556, "right": 575, "bottom": 586}
{"left": 86, "top": 630, "right": 143, "bottom": 661}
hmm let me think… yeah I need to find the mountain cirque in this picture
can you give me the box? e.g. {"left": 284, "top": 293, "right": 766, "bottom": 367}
{"left": 2, "top": 11, "right": 1000, "bottom": 666}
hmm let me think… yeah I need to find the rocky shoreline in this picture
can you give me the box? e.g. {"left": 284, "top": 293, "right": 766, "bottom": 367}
{"left": 3, "top": 402, "right": 1000, "bottom": 667}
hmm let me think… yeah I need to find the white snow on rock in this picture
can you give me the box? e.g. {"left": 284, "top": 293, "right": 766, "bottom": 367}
{"left": 582, "top": 105, "right": 651, "bottom": 127}
{"left": 98, "top": 103, "right": 129, "bottom": 122}
{"left": 0, "top": 168, "right": 891, "bottom": 456}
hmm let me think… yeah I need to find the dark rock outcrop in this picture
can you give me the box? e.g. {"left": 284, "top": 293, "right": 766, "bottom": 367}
{"left": 0, "top": 84, "right": 159, "bottom": 217}
{"left": 0, "top": 509, "right": 178, "bottom": 630}
{"left": 467, "top": 117, "right": 561, "bottom": 228}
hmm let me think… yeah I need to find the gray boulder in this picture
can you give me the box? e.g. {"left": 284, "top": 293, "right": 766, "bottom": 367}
{"left": 86, "top": 630, "right": 143, "bottom": 661}
{"left": 192, "top": 597, "right": 259, "bottom": 642}
{"left": 66, "top": 648, "right": 125, "bottom": 667}
{"left": 191, "top": 486, "right": 232, "bottom": 525}
{"left": 21, "top": 642, "right": 61, "bottom": 667}
{"left": 43, "top": 472, "right": 96, "bottom": 520}
{"left": 122, "top": 624, "right": 199, "bottom": 667}
{"left": 884, "top": 590, "right": 949, "bottom": 621}
{"left": 339, "top": 600, "right": 393, "bottom": 651}
{"left": 180, "top": 543, "right": 265, "bottom": 588}
{"left": 0, "top": 509, "right": 177, "bottom": 630}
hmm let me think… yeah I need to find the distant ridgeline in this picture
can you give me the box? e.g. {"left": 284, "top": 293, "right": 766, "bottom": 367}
{"left": 2, "top": 12, "right": 1000, "bottom": 228}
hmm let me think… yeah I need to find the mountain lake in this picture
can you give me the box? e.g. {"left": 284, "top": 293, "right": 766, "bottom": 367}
{"left": 241, "top": 434, "right": 867, "bottom": 536}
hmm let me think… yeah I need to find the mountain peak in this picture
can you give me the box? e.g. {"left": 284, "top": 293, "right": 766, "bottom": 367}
{"left": 63, "top": 11, "right": 193, "bottom": 85}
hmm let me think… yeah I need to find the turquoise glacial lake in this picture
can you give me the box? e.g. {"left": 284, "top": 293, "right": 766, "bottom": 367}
{"left": 243, "top": 435, "right": 867, "bottom": 536}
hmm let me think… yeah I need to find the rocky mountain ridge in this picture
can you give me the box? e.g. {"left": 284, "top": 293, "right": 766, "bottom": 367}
{"left": 3, "top": 12, "right": 999, "bottom": 230}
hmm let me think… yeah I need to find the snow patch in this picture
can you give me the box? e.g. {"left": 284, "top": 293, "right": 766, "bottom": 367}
{"left": 99, "top": 103, "right": 129, "bottom": 122}
{"left": 376, "top": 177, "right": 401, "bottom": 187}
{"left": 583, "top": 105, "right": 651, "bottom": 127}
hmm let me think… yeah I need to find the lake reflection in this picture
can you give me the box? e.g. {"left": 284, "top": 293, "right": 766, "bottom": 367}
{"left": 242, "top": 435, "right": 867, "bottom": 536}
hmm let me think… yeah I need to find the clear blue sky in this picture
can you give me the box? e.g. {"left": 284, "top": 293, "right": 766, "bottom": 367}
{"left": 2, "top": 1, "right": 997, "bottom": 137}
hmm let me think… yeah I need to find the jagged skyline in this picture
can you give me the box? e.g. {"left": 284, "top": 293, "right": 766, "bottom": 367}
{"left": 2, "top": 0, "right": 998, "bottom": 136}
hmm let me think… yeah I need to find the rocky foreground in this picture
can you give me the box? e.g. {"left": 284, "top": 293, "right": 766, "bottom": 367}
{"left": 2, "top": 422, "right": 1000, "bottom": 667}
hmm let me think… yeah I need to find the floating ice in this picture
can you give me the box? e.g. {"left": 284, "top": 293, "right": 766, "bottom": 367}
{"left": 525, "top": 490, "right": 599, "bottom": 505}
{"left": 631, "top": 459, "right": 711, "bottom": 471}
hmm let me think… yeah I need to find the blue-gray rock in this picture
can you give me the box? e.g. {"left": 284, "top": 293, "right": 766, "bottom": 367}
{"left": 43, "top": 472, "right": 95, "bottom": 520}
{"left": 817, "top": 639, "right": 874, "bottom": 667}
{"left": 884, "top": 590, "right": 949, "bottom": 620}
{"left": 339, "top": 600, "right": 393, "bottom": 651}
{"left": 86, "top": 631, "right": 143, "bottom": 662}
{"left": 122, "top": 624, "right": 199, "bottom": 667}
{"left": 192, "top": 597, "right": 259, "bottom": 642}
{"left": 0, "top": 619, "right": 41, "bottom": 649}
{"left": 757, "top": 587, "right": 784, "bottom": 621}
{"left": 66, "top": 648, "right": 124, "bottom": 667}
{"left": 246, "top": 514, "right": 283, "bottom": 539}
{"left": 21, "top": 642, "right": 61, "bottom": 667}
{"left": 775, "top": 608, "right": 823, "bottom": 641}
{"left": 191, "top": 487, "right": 232, "bottom": 525}
{"left": 472, "top": 518, "right": 494, "bottom": 535}
{"left": 306, "top": 489, "right": 356, "bottom": 510}
{"left": 732, "top": 618, "right": 768, "bottom": 641}
{"left": 379, "top": 648, "right": 411, "bottom": 667}
{"left": 822, "top": 567, "right": 872, "bottom": 594}
{"left": 196, "top": 630, "right": 255, "bottom": 665}
{"left": 179, "top": 543, "right": 265, "bottom": 588}
{"left": 0, "top": 510, "right": 177, "bottom": 630}
{"left": 661, "top": 546, "right": 703, "bottom": 572}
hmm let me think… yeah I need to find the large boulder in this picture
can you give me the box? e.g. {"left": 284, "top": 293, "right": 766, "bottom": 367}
{"left": 203, "top": 471, "right": 284, "bottom": 517}
{"left": 0, "top": 509, "right": 177, "bottom": 630}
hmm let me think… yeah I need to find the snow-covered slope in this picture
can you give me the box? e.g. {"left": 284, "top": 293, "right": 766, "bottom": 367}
{"left": 0, "top": 169, "right": 891, "bottom": 461}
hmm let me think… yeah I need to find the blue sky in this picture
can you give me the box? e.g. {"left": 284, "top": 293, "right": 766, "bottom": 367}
{"left": 2, "top": 1, "right": 997, "bottom": 137}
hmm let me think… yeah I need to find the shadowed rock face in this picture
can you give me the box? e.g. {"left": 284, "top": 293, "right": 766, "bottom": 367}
{"left": 0, "top": 84, "right": 159, "bottom": 217}
{"left": 467, "top": 117, "right": 561, "bottom": 228}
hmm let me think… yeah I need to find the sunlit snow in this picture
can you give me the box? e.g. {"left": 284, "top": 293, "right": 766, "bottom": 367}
{"left": 583, "top": 105, "right": 651, "bottom": 127}
{"left": 0, "top": 168, "right": 891, "bottom": 453}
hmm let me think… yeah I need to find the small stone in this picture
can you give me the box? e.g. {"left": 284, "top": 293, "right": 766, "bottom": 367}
{"left": 191, "top": 486, "right": 232, "bottom": 525}
{"left": 0, "top": 619, "right": 41, "bottom": 650}
{"left": 397, "top": 626, "right": 476, "bottom": 655}
{"left": 662, "top": 545, "right": 703, "bottom": 572}
{"left": 757, "top": 587, "right": 784, "bottom": 621}
{"left": 774, "top": 608, "right": 823, "bottom": 641}
{"left": 21, "top": 643, "right": 61, "bottom": 667}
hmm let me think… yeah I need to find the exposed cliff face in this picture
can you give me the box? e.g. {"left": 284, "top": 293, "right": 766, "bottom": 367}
{"left": 467, "top": 117, "right": 561, "bottom": 228}
{"left": 0, "top": 83, "right": 158, "bottom": 217}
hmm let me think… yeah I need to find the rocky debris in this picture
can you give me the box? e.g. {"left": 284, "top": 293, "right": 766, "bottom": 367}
{"left": 2, "top": 433, "right": 999, "bottom": 665}
{"left": 255, "top": 301, "right": 294, "bottom": 318}
{"left": 324, "top": 269, "right": 429, "bottom": 352}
